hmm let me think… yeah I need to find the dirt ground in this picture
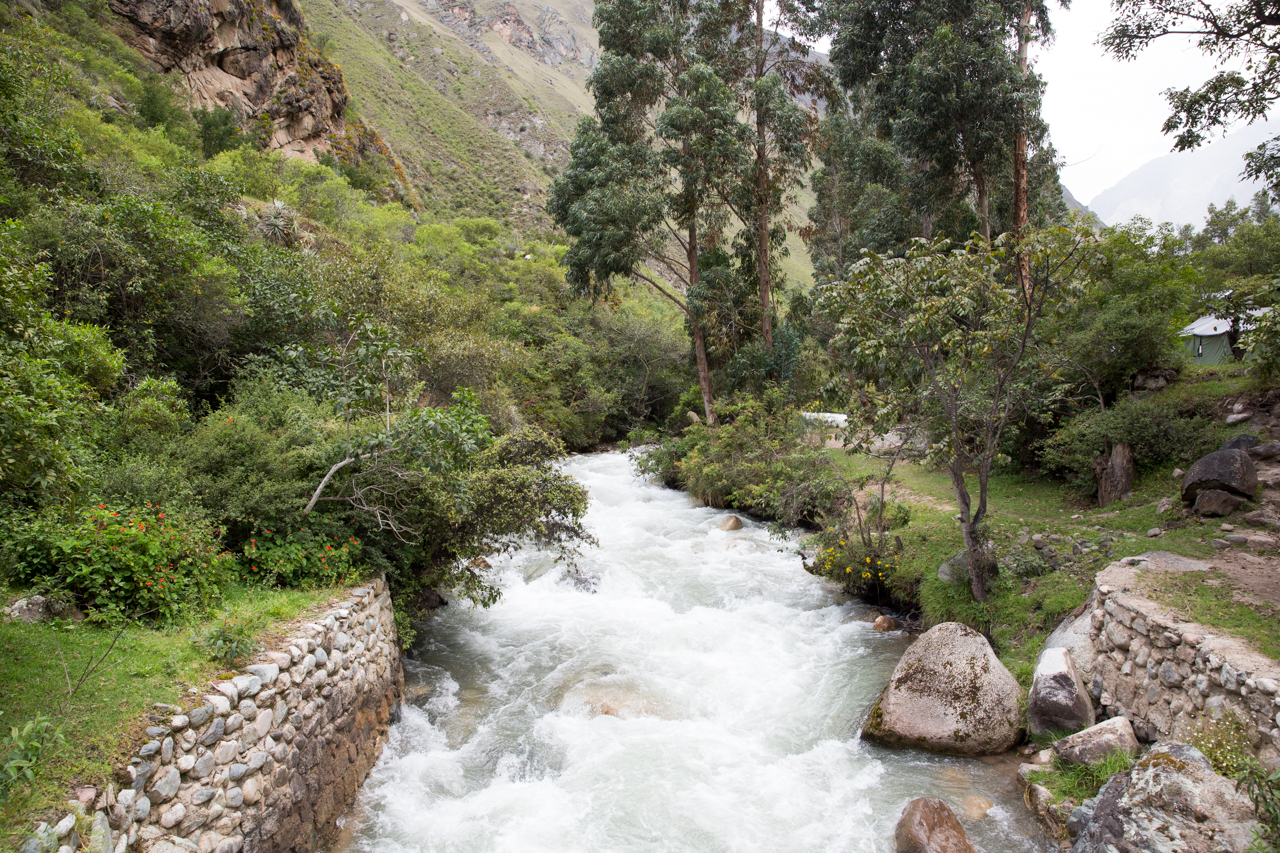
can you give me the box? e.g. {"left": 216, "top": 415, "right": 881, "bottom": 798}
{"left": 1196, "top": 550, "right": 1280, "bottom": 611}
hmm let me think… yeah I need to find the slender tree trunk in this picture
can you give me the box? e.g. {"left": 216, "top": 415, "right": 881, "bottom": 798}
{"left": 975, "top": 164, "right": 991, "bottom": 241}
{"left": 688, "top": 221, "right": 717, "bottom": 425}
{"left": 1013, "top": 6, "right": 1032, "bottom": 299}
{"left": 947, "top": 460, "right": 991, "bottom": 602}
{"left": 755, "top": 0, "right": 773, "bottom": 350}
{"left": 922, "top": 212, "right": 933, "bottom": 240}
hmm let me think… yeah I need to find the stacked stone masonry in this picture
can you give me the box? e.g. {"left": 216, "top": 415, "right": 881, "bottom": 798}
{"left": 1087, "top": 553, "right": 1280, "bottom": 764}
{"left": 49, "top": 577, "right": 403, "bottom": 853}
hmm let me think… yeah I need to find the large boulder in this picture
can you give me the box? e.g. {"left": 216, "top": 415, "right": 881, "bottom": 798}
{"left": 1181, "top": 449, "right": 1258, "bottom": 503}
{"left": 1193, "top": 488, "right": 1246, "bottom": 517}
{"left": 1070, "top": 742, "right": 1259, "bottom": 853}
{"left": 1028, "top": 647, "right": 1095, "bottom": 736}
{"left": 1041, "top": 595, "right": 1097, "bottom": 680}
{"left": 862, "top": 622, "right": 1021, "bottom": 755}
{"left": 1053, "top": 717, "right": 1140, "bottom": 767}
{"left": 894, "top": 798, "right": 976, "bottom": 853}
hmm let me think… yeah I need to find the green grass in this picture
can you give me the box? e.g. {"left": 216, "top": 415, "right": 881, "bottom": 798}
{"left": 0, "top": 583, "right": 343, "bottom": 845}
{"left": 1140, "top": 568, "right": 1280, "bottom": 659}
{"left": 1027, "top": 750, "right": 1136, "bottom": 805}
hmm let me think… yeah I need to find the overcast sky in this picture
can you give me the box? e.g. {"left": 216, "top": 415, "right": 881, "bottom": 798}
{"left": 1031, "top": 0, "right": 1236, "bottom": 204}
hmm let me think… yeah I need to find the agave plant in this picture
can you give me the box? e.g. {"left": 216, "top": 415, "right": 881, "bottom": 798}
{"left": 255, "top": 199, "right": 301, "bottom": 247}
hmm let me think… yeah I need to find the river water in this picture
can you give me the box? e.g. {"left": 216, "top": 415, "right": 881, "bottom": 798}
{"left": 340, "top": 453, "right": 1053, "bottom": 853}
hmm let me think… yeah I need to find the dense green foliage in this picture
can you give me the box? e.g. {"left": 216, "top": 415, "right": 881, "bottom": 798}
{"left": 0, "top": 1, "right": 692, "bottom": 628}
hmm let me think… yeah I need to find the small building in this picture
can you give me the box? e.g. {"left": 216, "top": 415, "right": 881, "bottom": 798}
{"left": 1180, "top": 309, "right": 1273, "bottom": 364}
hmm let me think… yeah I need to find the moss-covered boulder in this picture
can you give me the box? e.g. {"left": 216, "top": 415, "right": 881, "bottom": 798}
{"left": 861, "top": 622, "right": 1021, "bottom": 755}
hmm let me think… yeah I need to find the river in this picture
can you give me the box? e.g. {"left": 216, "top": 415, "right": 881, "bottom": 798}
{"left": 339, "top": 452, "right": 1053, "bottom": 853}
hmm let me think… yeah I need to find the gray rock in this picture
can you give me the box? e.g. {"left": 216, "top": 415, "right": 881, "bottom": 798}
{"left": 1194, "top": 488, "right": 1246, "bottom": 516}
{"left": 225, "top": 786, "right": 244, "bottom": 808}
{"left": 225, "top": 713, "right": 243, "bottom": 734}
{"left": 1070, "top": 742, "right": 1259, "bottom": 853}
{"left": 1066, "top": 797, "right": 1097, "bottom": 838}
{"left": 245, "top": 663, "right": 279, "bottom": 686}
{"left": 1221, "top": 433, "right": 1259, "bottom": 452}
{"left": 89, "top": 811, "right": 111, "bottom": 853}
{"left": 1226, "top": 412, "right": 1253, "bottom": 425}
{"left": 1212, "top": 538, "right": 1231, "bottom": 549}
{"left": 862, "top": 622, "right": 1021, "bottom": 755}
{"left": 192, "top": 752, "right": 215, "bottom": 778}
{"left": 1225, "top": 534, "right": 1250, "bottom": 545}
{"left": 228, "top": 763, "right": 250, "bottom": 782}
{"left": 161, "top": 736, "right": 173, "bottom": 763}
{"left": 1250, "top": 441, "right": 1280, "bottom": 460}
{"left": 187, "top": 704, "right": 214, "bottom": 728}
{"left": 130, "top": 761, "right": 152, "bottom": 793}
{"left": 148, "top": 767, "right": 180, "bottom": 802}
{"left": 1146, "top": 528, "right": 1162, "bottom": 538}
{"left": 231, "top": 674, "right": 261, "bottom": 697}
{"left": 936, "top": 551, "right": 967, "bottom": 585}
{"left": 134, "top": 796, "right": 150, "bottom": 820}
{"left": 1181, "top": 448, "right": 1258, "bottom": 502}
{"left": 197, "top": 717, "right": 225, "bottom": 746}
{"left": 1042, "top": 601, "right": 1097, "bottom": 679}
{"left": 1053, "top": 717, "right": 1140, "bottom": 767}
{"left": 191, "top": 788, "right": 216, "bottom": 806}
{"left": 1028, "top": 647, "right": 1095, "bottom": 736}
{"left": 139, "top": 740, "right": 160, "bottom": 757}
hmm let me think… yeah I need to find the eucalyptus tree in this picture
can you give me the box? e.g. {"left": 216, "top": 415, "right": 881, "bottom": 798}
{"left": 1103, "top": 0, "right": 1280, "bottom": 196}
{"left": 550, "top": 0, "right": 749, "bottom": 424}
{"left": 809, "top": 0, "right": 1050, "bottom": 241}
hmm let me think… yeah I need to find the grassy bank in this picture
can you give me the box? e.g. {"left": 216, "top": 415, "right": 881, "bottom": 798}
{"left": 0, "top": 583, "right": 344, "bottom": 845}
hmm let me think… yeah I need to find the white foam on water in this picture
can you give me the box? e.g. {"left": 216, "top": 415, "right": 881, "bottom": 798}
{"left": 346, "top": 453, "right": 1053, "bottom": 853}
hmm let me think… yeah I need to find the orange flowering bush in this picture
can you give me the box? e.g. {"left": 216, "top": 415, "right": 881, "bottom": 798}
{"left": 8, "top": 503, "right": 231, "bottom": 623}
{"left": 241, "top": 523, "right": 362, "bottom": 589}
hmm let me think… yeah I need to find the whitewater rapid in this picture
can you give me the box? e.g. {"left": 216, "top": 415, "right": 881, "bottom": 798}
{"left": 339, "top": 452, "right": 1052, "bottom": 853}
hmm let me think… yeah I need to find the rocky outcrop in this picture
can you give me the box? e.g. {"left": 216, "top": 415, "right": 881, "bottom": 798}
{"left": 23, "top": 579, "right": 402, "bottom": 853}
{"left": 1052, "top": 717, "right": 1140, "bottom": 766}
{"left": 1070, "top": 742, "right": 1259, "bottom": 853}
{"left": 1028, "top": 647, "right": 1094, "bottom": 736}
{"left": 108, "top": 0, "right": 348, "bottom": 156}
{"left": 862, "top": 622, "right": 1022, "bottom": 755}
{"left": 894, "top": 798, "right": 976, "bottom": 853}
{"left": 1180, "top": 448, "right": 1258, "bottom": 503}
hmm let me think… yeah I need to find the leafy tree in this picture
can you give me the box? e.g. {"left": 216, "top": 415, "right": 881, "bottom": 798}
{"left": 814, "top": 0, "right": 1050, "bottom": 240}
{"left": 1103, "top": 0, "right": 1280, "bottom": 195}
{"left": 1046, "top": 218, "right": 1195, "bottom": 404}
{"left": 550, "top": 0, "right": 749, "bottom": 424}
{"left": 818, "top": 229, "right": 1096, "bottom": 601}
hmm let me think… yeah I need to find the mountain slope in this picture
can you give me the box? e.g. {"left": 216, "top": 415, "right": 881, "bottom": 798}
{"left": 1088, "top": 121, "right": 1277, "bottom": 227}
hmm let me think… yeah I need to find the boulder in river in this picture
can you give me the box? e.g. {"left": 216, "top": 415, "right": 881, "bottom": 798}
{"left": 873, "top": 615, "right": 901, "bottom": 632}
{"left": 719, "top": 515, "right": 743, "bottom": 531}
{"left": 1180, "top": 449, "right": 1257, "bottom": 503}
{"left": 1027, "top": 647, "right": 1094, "bottom": 736}
{"left": 1069, "top": 742, "right": 1259, "bottom": 853}
{"left": 894, "top": 798, "right": 976, "bottom": 853}
{"left": 1053, "top": 717, "right": 1139, "bottom": 767}
{"left": 862, "top": 622, "right": 1021, "bottom": 755}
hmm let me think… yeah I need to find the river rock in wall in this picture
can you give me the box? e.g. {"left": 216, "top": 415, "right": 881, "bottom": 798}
{"left": 894, "top": 797, "right": 976, "bottom": 853}
{"left": 1180, "top": 449, "right": 1258, "bottom": 503}
{"left": 1053, "top": 717, "right": 1140, "bottom": 767}
{"left": 1070, "top": 742, "right": 1259, "bottom": 853}
{"left": 1027, "top": 647, "right": 1094, "bottom": 736}
{"left": 862, "top": 622, "right": 1021, "bottom": 755}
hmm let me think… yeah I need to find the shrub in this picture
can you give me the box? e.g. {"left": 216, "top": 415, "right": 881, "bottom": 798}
{"left": 4, "top": 503, "right": 232, "bottom": 623}
{"left": 195, "top": 612, "right": 260, "bottom": 668}
{"left": 1237, "top": 763, "right": 1280, "bottom": 853}
{"left": 1189, "top": 710, "right": 1256, "bottom": 778}
{"left": 1039, "top": 395, "right": 1222, "bottom": 491}
{"left": 0, "top": 715, "right": 65, "bottom": 804}
{"left": 241, "top": 525, "right": 363, "bottom": 589}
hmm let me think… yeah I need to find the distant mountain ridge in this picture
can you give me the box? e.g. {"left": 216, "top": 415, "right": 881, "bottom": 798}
{"left": 1087, "top": 121, "right": 1277, "bottom": 227}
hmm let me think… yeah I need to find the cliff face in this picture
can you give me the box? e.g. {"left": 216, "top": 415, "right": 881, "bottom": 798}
{"left": 108, "top": 0, "right": 349, "bottom": 157}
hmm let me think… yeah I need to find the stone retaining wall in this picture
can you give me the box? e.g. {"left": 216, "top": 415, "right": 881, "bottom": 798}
{"left": 35, "top": 577, "right": 403, "bottom": 853}
{"left": 1085, "top": 552, "right": 1280, "bottom": 764}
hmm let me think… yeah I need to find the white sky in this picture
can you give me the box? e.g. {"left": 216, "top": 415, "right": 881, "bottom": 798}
{"left": 1032, "top": 0, "right": 1234, "bottom": 204}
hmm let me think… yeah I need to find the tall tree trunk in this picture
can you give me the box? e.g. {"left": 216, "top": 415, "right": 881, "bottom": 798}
{"left": 755, "top": 0, "right": 773, "bottom": 350}
{"left": 1013, "top": 6, "right": 1032, "bottom": 299}
{"left": 948, "top": 459, "right": 992, "bottom": 602}
{"left": 689, "top": 222, "right": 717, "bottom": 425}
{"left": 922, "top": 212, "right": 933, "bottom": 240}
{"left": 975, "top": 165, "right": 991, "bottom": 241}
